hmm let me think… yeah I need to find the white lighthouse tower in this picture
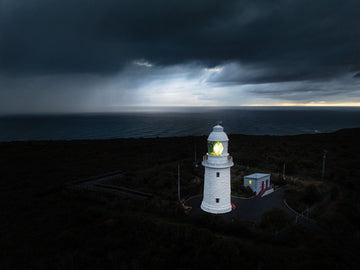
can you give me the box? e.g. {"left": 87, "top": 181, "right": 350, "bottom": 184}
{"left": 201, "top": 124, "right": 234, "bottom": 214}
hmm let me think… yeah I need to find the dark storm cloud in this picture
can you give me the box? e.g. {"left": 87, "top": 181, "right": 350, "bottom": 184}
{"left": 1, "top": 0, "right": 360, "bottom": 83}
{"left": 0, "top": 0, "right": 236, "bottom": 74}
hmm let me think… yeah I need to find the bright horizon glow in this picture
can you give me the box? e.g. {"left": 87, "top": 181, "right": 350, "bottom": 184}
{"left": 242, "top": 102, "right": 360, "bottom": 107}
{"left": 117, "top": 103, "right": 360, "bottom": 108}
{"left": 2, "top": 60, "right": 360, "bottom": 115}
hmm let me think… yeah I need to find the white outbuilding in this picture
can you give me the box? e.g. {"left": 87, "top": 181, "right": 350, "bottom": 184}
{"left": 201, "top": 124, "right": 234, "bottom": 214}
{"left": 244, "top": 173, "right": 274, "bottom": 197}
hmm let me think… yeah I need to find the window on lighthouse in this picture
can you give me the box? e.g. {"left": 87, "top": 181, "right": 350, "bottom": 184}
{"left": 216, "top": 172, "right": 220, "bottom": 177}
{"left": 208, "top": 141, "right": 224, "bottom": 156}
{"left": 216, "top": 198, "right": 220, "bottom": 203}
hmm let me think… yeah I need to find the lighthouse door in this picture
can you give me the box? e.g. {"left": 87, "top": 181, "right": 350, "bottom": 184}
{"left": 261, "top": 181, "right": 264, "bottom": 190}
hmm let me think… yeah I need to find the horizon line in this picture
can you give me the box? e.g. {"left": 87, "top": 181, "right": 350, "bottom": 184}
{"left": 2, "top": 104, "right": 360, "bottom": 117}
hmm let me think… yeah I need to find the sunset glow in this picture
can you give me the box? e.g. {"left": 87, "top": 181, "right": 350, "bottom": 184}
{"left": 242, "top": 102, "right": 360, "bottom": 107}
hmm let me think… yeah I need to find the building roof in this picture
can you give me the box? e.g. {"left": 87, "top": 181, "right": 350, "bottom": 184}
{"left": 208, "top": 124, "right": 229, "bottom": 141}
{"left": 244, "top": 173, "right": 270, "bottom": 179}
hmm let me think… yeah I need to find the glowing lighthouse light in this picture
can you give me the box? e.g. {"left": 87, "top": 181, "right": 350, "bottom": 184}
{"left": 213, "top": 142, "right": 224, "bottom": 156}
{"left": 201, "top": 124, "right": 234, "bottom": 214}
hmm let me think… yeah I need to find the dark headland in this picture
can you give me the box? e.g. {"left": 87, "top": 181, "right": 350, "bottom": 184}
{"left": 1, "top": 128, "right": 359, "bottom": 269}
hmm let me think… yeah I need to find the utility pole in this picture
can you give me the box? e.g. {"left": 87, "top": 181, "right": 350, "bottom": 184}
{"left": 194, "top": 144, "right": 196, "bottom": 163}
{"left": 283, "top": 163, "right": 286, "bottom": 180}
{"left": 194, "top": 144, "right": 198, "bottom": 167}
{"left": 321, "top": 150, "right": 328, "bottom": 182}
{"left": 178, "top": 164, "right": 181, "bottom": 201}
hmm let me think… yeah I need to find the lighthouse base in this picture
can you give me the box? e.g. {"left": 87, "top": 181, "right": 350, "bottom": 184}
{"left": 200, "top": 201, "right": 232, "bottom": 214}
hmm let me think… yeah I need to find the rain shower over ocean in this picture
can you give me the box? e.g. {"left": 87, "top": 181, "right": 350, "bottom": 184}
{"left": 1, "top": 107, "right": 360, "bottom": 142}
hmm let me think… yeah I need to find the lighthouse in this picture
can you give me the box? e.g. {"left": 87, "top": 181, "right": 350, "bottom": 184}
{"left": 201, "top": 124, "right": 234, "bottom": 214}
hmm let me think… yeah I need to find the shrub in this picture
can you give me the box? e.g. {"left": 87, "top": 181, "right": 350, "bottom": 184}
{"left": 260, "top": 207, "right": 293, "bottom": 232}
{"left": 303, "top": 185, "right": 322, "bottom": 205}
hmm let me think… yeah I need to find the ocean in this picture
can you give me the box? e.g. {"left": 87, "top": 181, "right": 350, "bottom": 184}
{"left": 1, "top": 107, "right": 360, "bottom": 142}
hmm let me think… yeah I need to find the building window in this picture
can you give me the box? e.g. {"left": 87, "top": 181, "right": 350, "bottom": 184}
{"left": 216, "top": 172, "right": 220, "bottom": 177}
{"left": 249, "top": 180, "right": 252, "bottom": 184}
{"left": 216, "top": 198, "right": 220, "bottom": 203}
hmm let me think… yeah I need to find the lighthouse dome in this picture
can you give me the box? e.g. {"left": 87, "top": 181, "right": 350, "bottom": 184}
{"left": 208, "top": 125, "right": 229, "bottom": 142}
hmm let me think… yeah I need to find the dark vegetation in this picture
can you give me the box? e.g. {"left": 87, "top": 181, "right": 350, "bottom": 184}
{"left": 284, "top": 184, "right": 324, "bottom": 213}
{"left": 0, "top": 128, "right": 359, "bottom": 269}
{"left": 260, "top": 208, "right": 293, "bottom": 233}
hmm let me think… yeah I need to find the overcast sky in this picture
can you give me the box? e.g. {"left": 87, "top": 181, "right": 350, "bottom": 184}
{"left": 1, "top": 0, "right": 360, "bottom": 114}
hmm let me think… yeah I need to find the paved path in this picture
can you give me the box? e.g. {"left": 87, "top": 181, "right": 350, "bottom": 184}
{"left": 68, "top": 172, "right": 152, "bottom": 198}
{"left": 185, "top": 187, "right": 295, "bottom": 221}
